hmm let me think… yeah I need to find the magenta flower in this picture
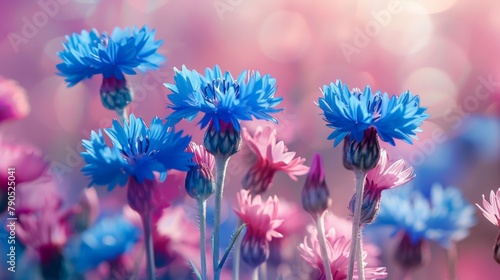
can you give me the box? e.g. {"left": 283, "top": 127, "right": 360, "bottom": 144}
{"left": 242, "top": 126, "right": 309, "bottom": 194}
{"left": 349, "top": 149, "right": 414, "bottom": 224}
{"left": 477, "top": 188, "right": 500, "bottom": 227}
{"left": 476, "top": 187, "right": 500, "bottom": 263}
{"left": 234, "top": 189, "right": 284, "bottom": 267}
{"left": 298, "top": 226, "right": 387, "bottom": 280}
{"left": 17, "top": 198, "right": 69, "bottom": 279}
{"left": 0, "top": 140, "right": 49, "bottom": 189}
{"left": 0, "top": 76, "right": 30, "bottom": 123}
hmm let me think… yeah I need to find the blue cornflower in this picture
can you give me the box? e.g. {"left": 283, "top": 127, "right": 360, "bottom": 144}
{"left": 81, "top": 114, "right": 192, "bottom": 190}
{"left": 65, "top": 214, "right": 140, "bottom": 273}
{"left": 372, "top": 184, "right": 476, "bottom": 248}
{"left": 165, "top": 65, "right": 282, "bottom": 156}
{"left": 57, "top": 26, "right": 165, "bottom": 111}
{"left": 317, "top": 80, "right": 429, "bottom": 147}
{"left": 165, "top": 65, "right": 282, "bottom": 131}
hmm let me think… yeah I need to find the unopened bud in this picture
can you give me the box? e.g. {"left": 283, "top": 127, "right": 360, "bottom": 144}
{"left": 343, "top": 128, "right": 380, "bottom": 172}
{"left": 241, "top": 233, "right": 270, "bottom": 268}
{"left": 302, "top": 153, "right": 331, "bottom": 217}
{"left": 204, "top": 120, "right": 241, "bottom": 157}
{"left": 100, "top": 76, "right": 133, "bottom": 111}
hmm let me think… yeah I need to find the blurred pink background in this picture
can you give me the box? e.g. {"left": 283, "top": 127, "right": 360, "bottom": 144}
{"left": 1, "top": 0, "right": 500, "bottom": 279}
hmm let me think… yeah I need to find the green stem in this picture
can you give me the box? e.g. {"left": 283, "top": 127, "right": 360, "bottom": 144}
{"left": 212, "top": 155, "right": 230, "bottom": 280}
{"left": 141, "top": 209, "right": 155, "bottom": 280}
{"left": 347, "top": 170, "right": 367, "bottom": 280}
{"left": 316, "top": 214, "right": 333, "bottom": 280}
{"left": 199, "top": 199, "right": 207, "bottom": 280}
{"left": 116, "top": 107, "right": 128, "bottom": 125}
{"left": 232, "top": 219, "right": 242, "bottom": 280}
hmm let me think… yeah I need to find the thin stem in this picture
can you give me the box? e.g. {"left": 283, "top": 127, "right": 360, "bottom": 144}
{"left": 141, "top": 209, "right": 155, "bottom": 280}
{"left": 447, "top": 242, "right": 457, "bottom": 280}
{"left": 232, "top": 219, "right": 243, "bottom": 280}
{"left": 116, "top": 108, "right": 128, "bottom": 125}
{"left": 316, "top": 214, "right": 333, "bottom": 280}
{"left": 212, "top": 155, "right": 230, "bottom": 280}
{"left": 356, "top": 227, "right": 365, "bottom": 280}
{"left": 252, "top": 267, "right": 259, "bottom": 280}
{"left": 347, "top": 170, "right": 367, "bottom": 280}
{"left": 259, "top": 262, "right": 267, "bottom": 280}
{"left": 199, "top": 199, "right": 208, "bottom": 280}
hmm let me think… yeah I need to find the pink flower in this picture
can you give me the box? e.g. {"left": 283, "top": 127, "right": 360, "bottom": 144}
{"left": 0, "top": 140, "right": 49, "bottom": 190}
{"left": 349, "top": 149, "right": 414, "bottom": 224}
{"left": 0, "top": 76, "right": 30, "bottom": 123}
{"left": 323, "top": 212, "right": 382, "bottom": 267}
{"left": 366, "top": 149, "right": 415, "bottom": 192}
{"left": 153, "top": 206, "right": 201, "bottom": 268}
{"left": 234, "top": 189, "right": 284, "bottom": 267}
{"left": 298, "top": 226, "right": 387, "bottom": 280}
{"left": 476, "top": 188, "right": 500, "bottom": 227}
{"left": 17, "top": 197, "right": 69, "bottom": 277}
{"left": 242, "top": 126, "right": 309, "bottom": 194}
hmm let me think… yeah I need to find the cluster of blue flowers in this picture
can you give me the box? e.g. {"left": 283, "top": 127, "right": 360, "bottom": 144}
{"left": 371, "top": 184, "right": 476, "bottom": 248}
{"left": 53, "top": 24, "right": 481, "bottom": 280}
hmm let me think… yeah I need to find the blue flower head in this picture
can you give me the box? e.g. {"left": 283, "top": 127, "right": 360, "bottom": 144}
{"left": 372, "top": 184, "right": 476, "bottom": 248}
{"left": 165, "top": 65, "right": 283, "bottom": 132}
{"left": 317, "top": 80, "right": 429, "bottom": 146}
{"left": 81, "top": 114, "right": 192, "bottom": 190}
{"left": 65, "top": 214, "right": 140, "bottom": 272}
{"left": 57, "top": 25, "right": 165, "bottom": 86}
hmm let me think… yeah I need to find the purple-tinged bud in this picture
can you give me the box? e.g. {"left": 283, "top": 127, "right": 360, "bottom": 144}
{"left": 100, "top": 76, "right": 133, "bottom": 111}
{"left": 394, "top": 232, "right": 429, "bottom": 272}
{"left": 185, "top": 165, "right": 215, "bottom": 201}
{"left": 241, "top": 232, "right": 270, "bottom": 268}
{"left": 348, "top": 181, "right": 381, "bottom": 225}
{"left": 343, "top": 128, "right": 380, "bottom": 173}
{"left": 302, "top": 153, "right": 332, "bottom": 217}
{"left": 185, "top": 142, "right": 215, "bottom": 201}
{"left": 204, "top": 120, "right": 241, "bottom": 157}
{"left": 127, "top": 178, "right": 155, "bottom": 216}
{"left": 495, "top": 233, "right": 500, "bottom": 264}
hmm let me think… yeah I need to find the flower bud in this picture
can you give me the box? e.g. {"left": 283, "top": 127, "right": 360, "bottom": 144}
{"left": 302, "top": 153, "right": 331, "bottom": 217}
{"left": 185, "top": 165, "right": 215, "bottom": 201}
{"left": 241, "top": 232, "right": 270, "bottom": 268}
{"left": 348, "top": 185, "right": 381, "bottom": 225}
{"left": 495, "top": 233, "right": 500, "bottom": 264}
{"left": 204, "top": 120, "right": 241, "bottom": 157}
{"left": 100, "top": 76, "right": 133, "bottom": 111}
{"left": 394, "top": 232, "right": 429, "bottom": 272}
{"left": 127, "top": 178, "right": 155, "bottom": 216}
{"left": 343, "top": 128, "right": 380, "bottom": 173}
